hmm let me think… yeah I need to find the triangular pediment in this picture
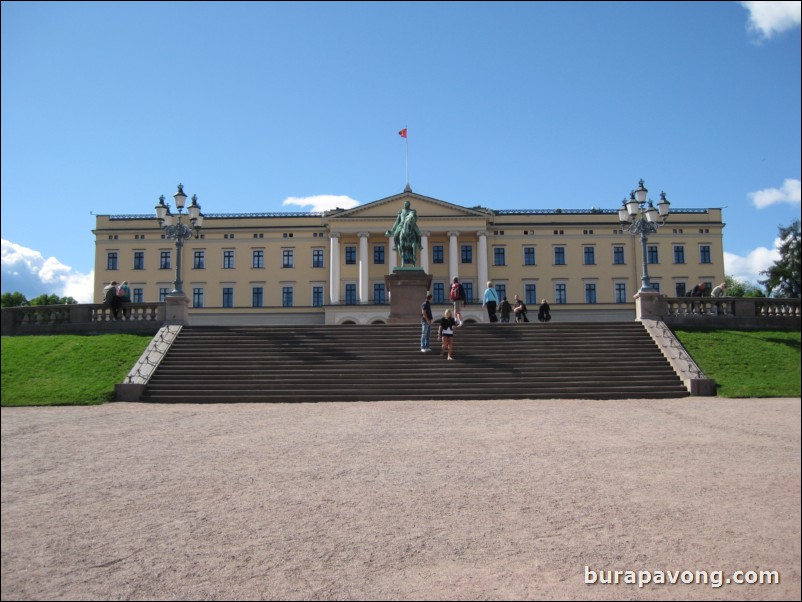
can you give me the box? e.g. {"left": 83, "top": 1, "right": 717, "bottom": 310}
{"left": 327, "top": 191, "right": 491, "bottom": 222}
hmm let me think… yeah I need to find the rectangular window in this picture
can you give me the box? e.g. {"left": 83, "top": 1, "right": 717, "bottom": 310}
{"left": 159, "top": 288, "right": 170, "bottom": 302}
{"left": 555, "top": 283, "right": 567, "bottom": 304}
{"left": 193, "top": 250, "right": 205, "bottom": 269}
{"left": 313, "top": 249, "right": 325, "bottom": 268}
{"left": 282, "top": 249, "right": 294, "bottom": 268}
{"left": 613, "top": 246, "right": 625, "bottom": 265}
{"left": 675, "top": 282, "right": 687, "bottom": 297}
{"left": 345, "top": 246, "right": 356, "bottom": 265}
{"left": 252, "top": 250, "right": 264, "bottom": 269}
{"left": 525, "top": 283, "right": 537, "bottom": 306}
{"left": 107, "top": 252, "right": 118, "bottom": 271}
{"left": 282, "top": 286, "right": 293, "bottom": 307}
{"left": 133, "top": 251, "right": 145, "bottom": 270}
{"left": 222, "top": 287, "right": 234, "bottom": 308}
{"left": 493, "top": 247, "right": 506, "bottom": 266}
{"left": 133, "top": 288, "right": 143, "bottom": 303}
{"left": 159, "top": 251, "right": 171, "bottom": 270}
{"left": 373, "top": 283, "right": 386, "bottom": 304}
{"left": 461, "top": 245, "right": 473, "bottom": 264}
{"left": 674, "top": 245, "right": 685, "bottom": 264}
{"left": 373, "top": 246, "right": 385, "bottom": 265}
{"left": 463, "top": 282, "right": 474, "bottom": 304}
{"left": 583, "top": 247, "right": 595, "bottom": 265}
{"left": 585, "top": 283, "right": 597, "bottom": 304}
{"left": 345, "top": 283, "right": 357, "bottom": 304}
{"left": 554, "top": 247, "right": 566, "bottom": 265}
{"left": 252, "top": 287, "right": 264, "bottom": 308}
{"left": 496, "top": 284, "right": 507, "bottom": 301}
{"left": 433, "top": 282, "right": 445, "bottom": 304}
{"left": 192, "top": 287, "right": 204, "bottom": 308}
{"left": 524, "top": 247, "right": 536, "bottom": 266}
{"left": 615, "top": 283, "right": 627, "bottom": 303}
{"left": 700, "top": 245, "right": 711, "bottom": 264}
{"left": 223, "top": 250, "right": 235, "bottom": 269}
{"left": 312, "top": 286, "right": 324, "bottom": 307}
{"left": 647, "top": 245, "right": 659, "bottom": 264}
{"left": 432, "top": 245, "right": 444, "bottom": 264}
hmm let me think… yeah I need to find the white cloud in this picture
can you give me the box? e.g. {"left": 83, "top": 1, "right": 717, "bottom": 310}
{"left": 739, "top": 1, "right": 802, "bottom": 40}
{"left": 1, "top": 239, "right": 94, "bottom": 303}
{"left": 282, "top": 195, "right": 360, "bottom": 212}
{"left": 724, "top": 240, "right": 782, "bottom": 285}
{"left": 748, "top": 178, "right": 802, "bottom": 209}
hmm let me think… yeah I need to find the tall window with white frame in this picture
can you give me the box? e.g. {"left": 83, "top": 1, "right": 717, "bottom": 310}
{"left": 223, "top": 250, "right": 235, "bottom": 269}
{"left": 373, "top": 283, "right": 386, "bottom": 304}
{"left": 493, "top": 247, "right": 506, "bottom": 266}
{"left": 252, "top": 249, "right": 264, "bottom": 269}
{"left": 192, "top": 287, "right": 204, "bottom": 308}
{"left": 554, "top": 246, "right": 566, "bottom": 265}
{"left": 252, "top": 287, "right": 264, "bottom": 308}
{"left": 524, "top": 246, "right": 536, "bottom": 265}
{"left": 613, "top": 246, "right": 625, "bottom": 265}
{"left": 282, "top": 249, "right": 294, "bottom": 269}
{"left": 107, "top": 251, "right": 118, "bottom": 271}
{"left": 585, "top": 282, "right": 597, "bottom": 304}
{"left": 555, "top": 283, "right": 567, "bottom": 304}
{"left": 159, "top": 251, "right": 171, "bottom": 270}
{"left": 525, "top": 283, "right": 537, "bottom": 305}
{"left": 193, "top": 250, "right": 205, "bottom": 269}
{"left": 223, "top": 287, "right": 234, "bottom": 308}
{"left": 433, "top": 282, "right": 445, "bottom": 304}
{"left": 313, "top": 248, "right": 325, "bottom": 268}
{"left": 282, "top": 286, "right": 293, "bottom": 307}
{"left": 647, "top": 245, "right": 659, "bottom": 264}
{"left": 312, "top": 286, "right": 324, "bottom": 307}
{"left": 583, "top": 246, "right": 595, "bottom": 265}
{"left": 673, "top": 245, "right": 685, "bottom": 264}
{"left": 133, "top": 251, "right": 145, "bottom": 270}
{"left": 615, "top": 283, "right": 627, "bottom": 304}
{"left": 345, "top": 283, "right": 357, "bottom": 304}
{"left": 432, "top": 245, "right": 444, "bottom": 264}
{"left": 461, "top": 244, "right": 473, "bottom": 264}
{"left": 700, "top": 245, "right": 711, "bottom": 264}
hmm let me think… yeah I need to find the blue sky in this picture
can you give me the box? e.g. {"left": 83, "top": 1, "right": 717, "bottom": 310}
{"left": 2, "top": 1, "right": 800, "bottom": 302}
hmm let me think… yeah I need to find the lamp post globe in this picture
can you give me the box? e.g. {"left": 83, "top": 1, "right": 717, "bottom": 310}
{"left": 619, "top": 179, "right": 670, "bottom": 293}
{"left": 155, "top": 183, "right": 204, "bottom": 297}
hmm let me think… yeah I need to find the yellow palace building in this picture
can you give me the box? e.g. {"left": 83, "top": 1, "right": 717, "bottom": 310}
{"left": 93, "top": 187, "right": 725, "bottom": 325}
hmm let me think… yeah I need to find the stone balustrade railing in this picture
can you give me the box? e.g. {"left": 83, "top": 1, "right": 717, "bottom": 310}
{"left": 1, "top": 303, "right": 166, "bottom": 336}
{"left": 638, "top": 294, "right": 800, "bottom": 329}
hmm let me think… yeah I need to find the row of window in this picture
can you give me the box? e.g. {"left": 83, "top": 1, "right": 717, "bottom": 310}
{"left": 127, "top": 280, "right": 710, "bottom": 309}
{"left": 107, "top": 244, "right": 714, "bottom": 271}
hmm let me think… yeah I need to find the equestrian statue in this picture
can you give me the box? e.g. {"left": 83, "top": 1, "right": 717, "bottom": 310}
{"left": 385, "top": 200, "right": 422, "bottom": 267}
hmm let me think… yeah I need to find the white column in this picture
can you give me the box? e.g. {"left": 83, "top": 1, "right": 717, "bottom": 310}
{"left": 388, "top": 235, "right": 397, "bottom": 273}
{"left": 420, "top": 231, "right": 430, "bottom": 273}
{"left": 477, "top": 230, "right": 489, "bottom": 292}
{"left": 358, "top": 232, "right": 369, "bottom": 304}
{"left": 448, "top": 231, "right": 460, "bottom": 283}
{"left": 329, "top": 232, "right": 341, "bottom": 304}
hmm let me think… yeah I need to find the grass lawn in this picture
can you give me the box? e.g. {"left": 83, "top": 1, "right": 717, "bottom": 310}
{"left": 1, "top": 334, "right": 152, "bottom": 406}
{"left": 672, "top": 329, "right": 801, "bottom": 397}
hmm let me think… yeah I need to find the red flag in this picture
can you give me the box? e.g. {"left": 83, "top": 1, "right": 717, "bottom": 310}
{"left": 398, "top": 128, "right": 407, "bottom": 138}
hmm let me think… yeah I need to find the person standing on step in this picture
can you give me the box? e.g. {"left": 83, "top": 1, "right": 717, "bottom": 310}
{"left": 538, "top": 299, "right": 551, "bottom": 323}
{"left": 482, "top": 280, "right": 499, "bottom": 323}
{"left": 513, "top": 294, "right": 529, "bottom": 323}
{"left": 499, "top": 296, "right": 512, "bottom": 323}
{"left": 420, "top": 292, "right": 434, "bottom": 352}
{"left": 449, "top": 277, "right": 465, "bottom": 325}
{"left": 437, "top": 308, "right": 459, "bottom": 360}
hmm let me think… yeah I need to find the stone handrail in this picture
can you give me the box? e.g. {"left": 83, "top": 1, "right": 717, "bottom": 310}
{"left": 1, "top": 303, "right": 166, "bottom": 336}
{"left": 637, "top": 294, "right": 800, "bottom": 330}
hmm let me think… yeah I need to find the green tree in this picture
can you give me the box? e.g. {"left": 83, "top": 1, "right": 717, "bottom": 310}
{"left": 28, "top": 294, "right": 78, "bottom": 306}
{"left": 759, "top": 220, "right": 801, "bottom": 298}
{"left": 724, "top": 275, "right": 764, "bottom": 298}
{"left": 0, "top": 292, "right": 29, "bottom": 308}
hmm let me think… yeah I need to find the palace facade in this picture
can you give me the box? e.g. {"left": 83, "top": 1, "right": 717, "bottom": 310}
{"left": 93, "top": 189, "right": 726, "bottom": 324}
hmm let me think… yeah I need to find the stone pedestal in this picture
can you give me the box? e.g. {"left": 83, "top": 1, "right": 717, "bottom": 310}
{"left": 385, "top": 269, "right": 432, "bottom": 324}
{"left": 165, "top": 292, "right": 191, "bottom": 325}
{"left": 634, "top": 290, "right": 667, "bottom": 321}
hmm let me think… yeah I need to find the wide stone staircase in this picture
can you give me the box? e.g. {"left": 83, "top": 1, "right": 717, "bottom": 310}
{"left": 140, "top": 322, "right": 690, "bottom": 402}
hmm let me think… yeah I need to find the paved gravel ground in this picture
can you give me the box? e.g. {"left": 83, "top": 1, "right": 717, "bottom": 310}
{"left": 2, "top": 397, "right": 800, "bottom": 601}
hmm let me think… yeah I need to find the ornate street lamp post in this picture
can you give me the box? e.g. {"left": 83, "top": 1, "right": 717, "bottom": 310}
{"left": 155, "top": 183, "right": 204, "bottom": 296}
{"left": 618, "top": 179, "right": 670, "bottom": 293}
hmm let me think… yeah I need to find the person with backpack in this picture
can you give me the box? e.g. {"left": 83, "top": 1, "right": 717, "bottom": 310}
{"left": 102, "top": 280, "right": 121, "bottom": 320}
{"left": 513, "top": 294, "right": 529, "bottom": 323}
{"left": 499, "top": 296, "right": 513, "bottom": 323}
{"left": 449, "top": 277, "right": 465, "bottom": 325}
{"left": 538, "top": 299, "right": 552, "bottom": 323}
{"left": 117, "top": 280, "right": 132, "bottom": 319}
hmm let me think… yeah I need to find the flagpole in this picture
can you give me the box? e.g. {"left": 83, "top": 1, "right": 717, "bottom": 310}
{"left": 405, "top": 129, "right": 410, "bottom": 191}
